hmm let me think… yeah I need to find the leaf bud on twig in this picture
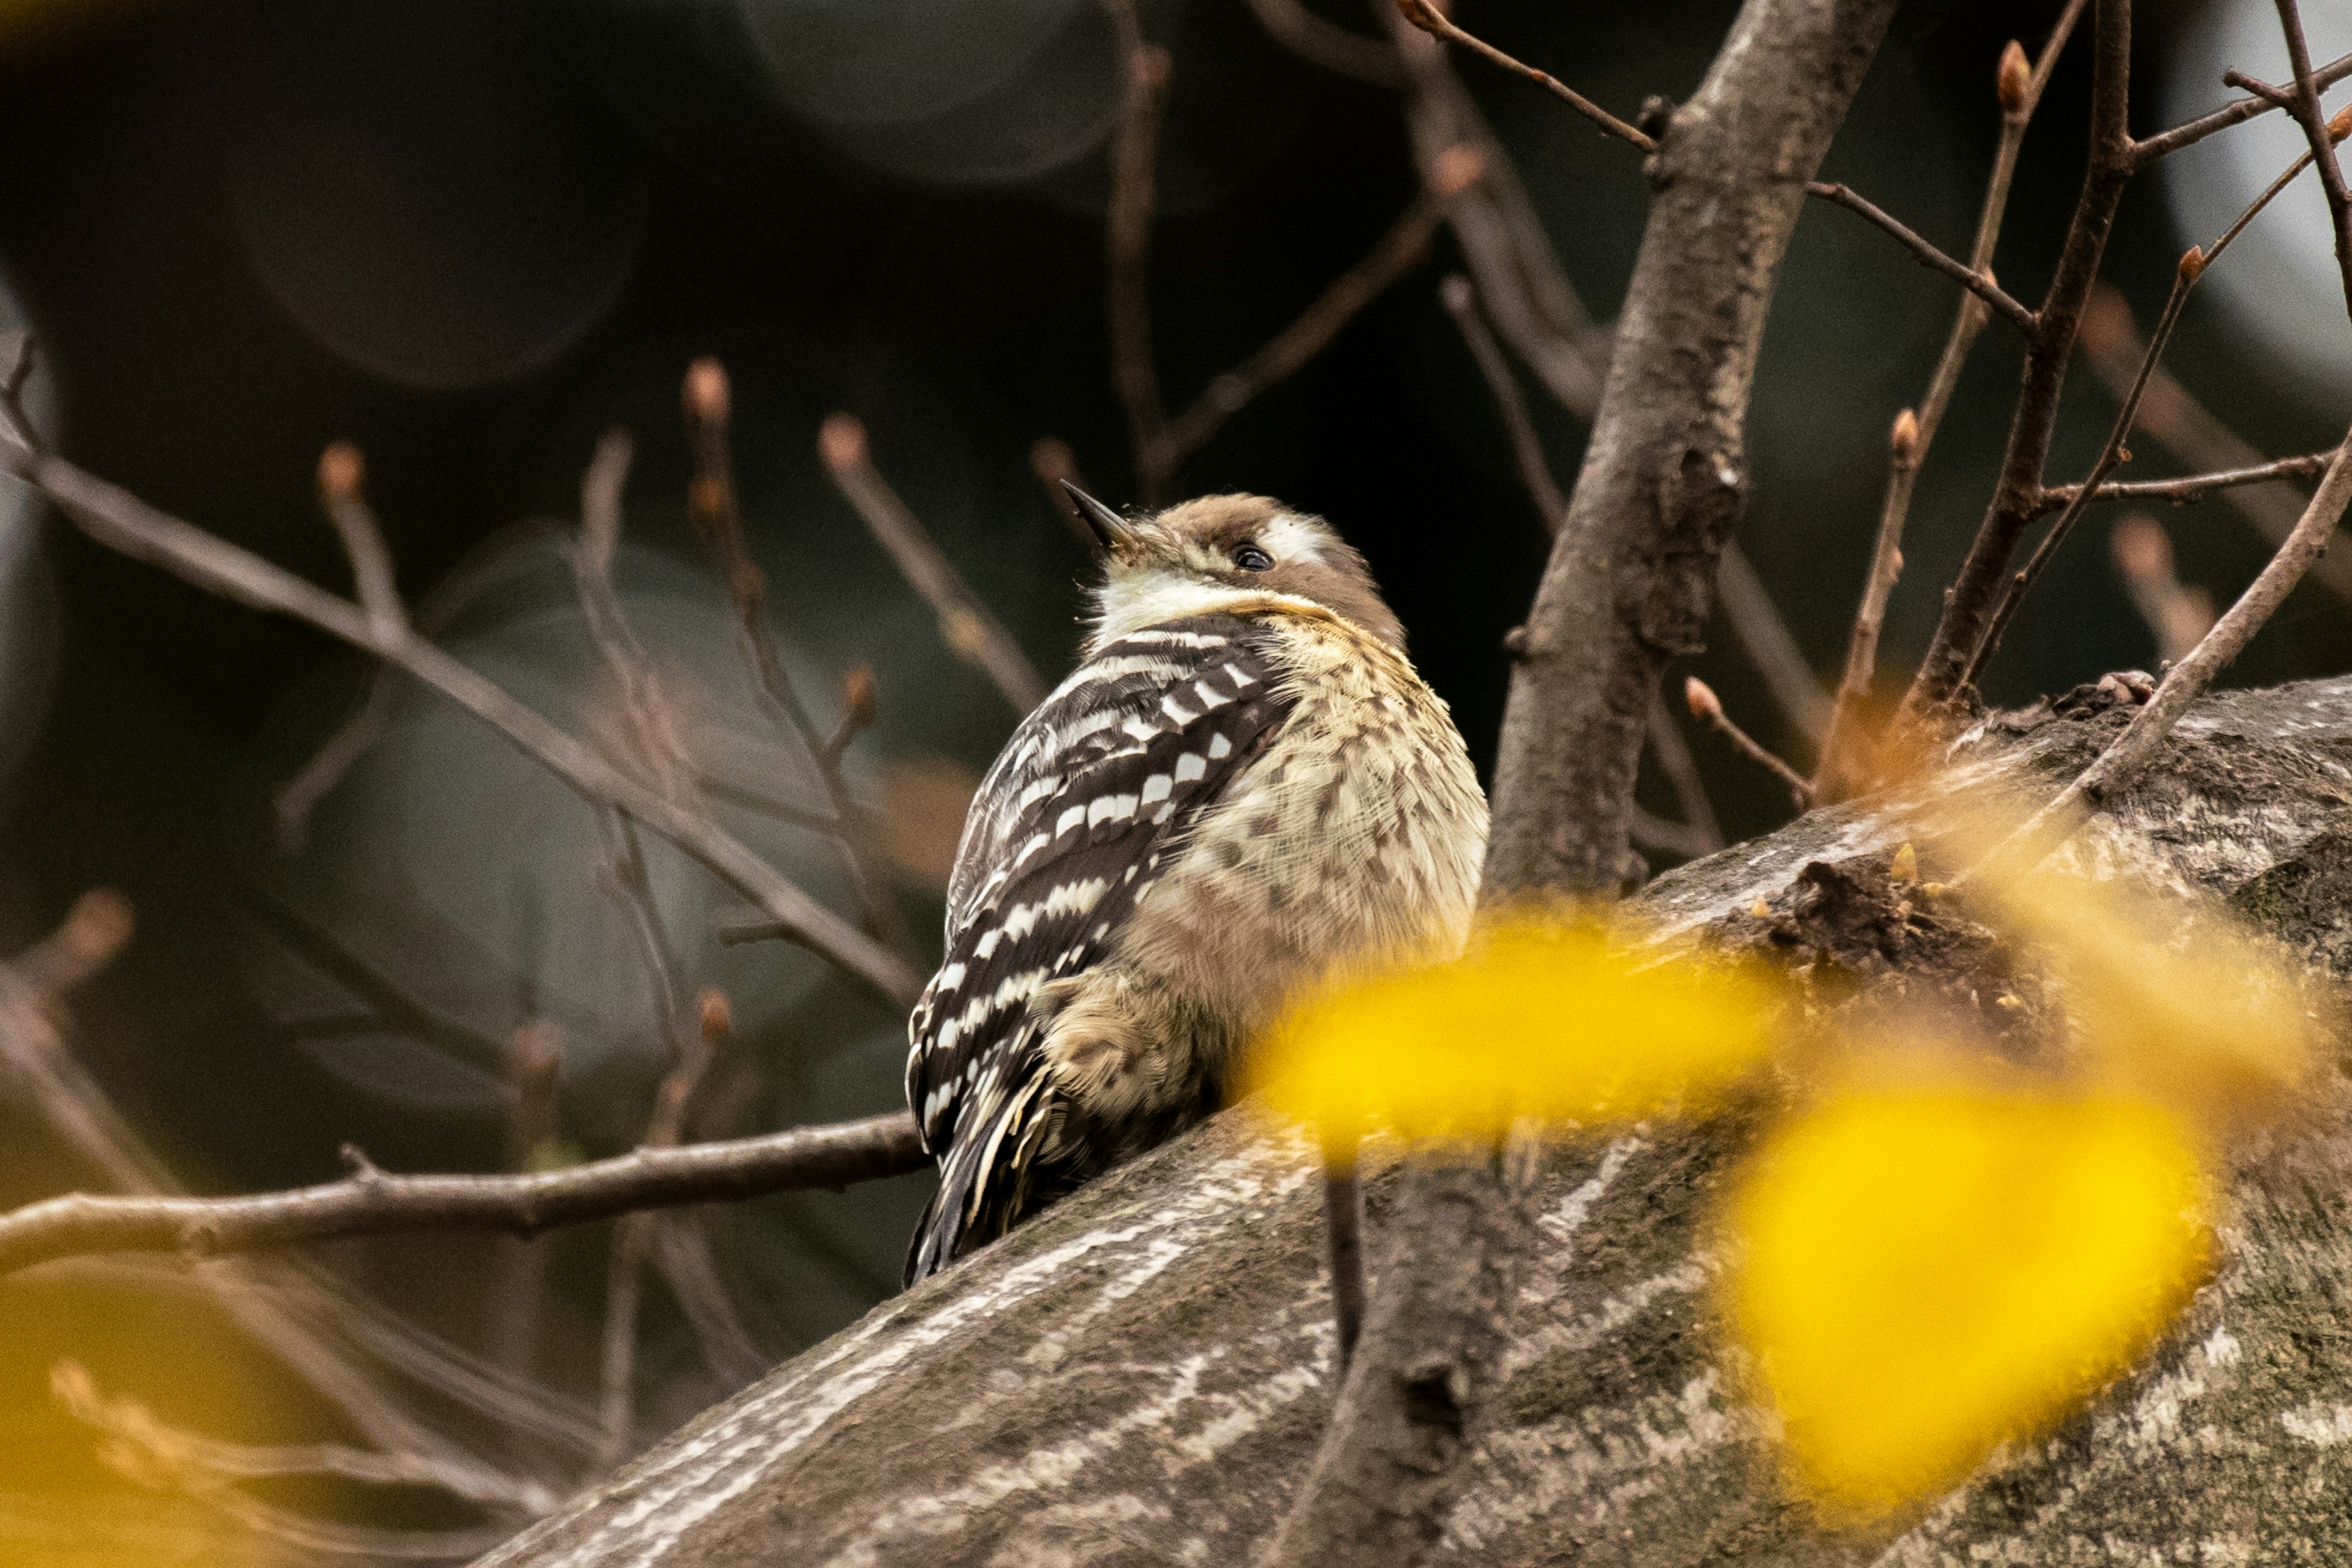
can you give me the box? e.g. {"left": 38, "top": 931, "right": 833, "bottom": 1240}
{"left": 2177, "top": 246, "right": 2206, "bottom": 284}
{"left": 699, "top": 988, "right": 733, "bottom": 1047}
{"left": 684, "top": 356, "right": 731, "bottom": 425}
{"left": 1996, "top": 40, "right": 2030, "bottom": 113}
{"left": 1395, "top": 0, "right": 1445, "bottom": 35}
{"left": 1683, "top": 676, "right": 1724, "bottom": 723}
{"left": 317, "top": 440, "right": 365, "bottom": 503}
{"left": 2332, "top": 104, "right": 2352, "bottom": 144}
{"left": 839, "top": 663, "right": 878, "bottom": 736}
{"left": 819, "top": 413, "right": 869, "bottom": 474}
{"left": 1890, "top": 407, "right": 1920, "bottom": 461}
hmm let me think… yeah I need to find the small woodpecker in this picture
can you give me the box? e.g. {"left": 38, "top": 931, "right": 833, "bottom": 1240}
{"left": 902, "top": 486, "right": 1488, "bottom": 1281}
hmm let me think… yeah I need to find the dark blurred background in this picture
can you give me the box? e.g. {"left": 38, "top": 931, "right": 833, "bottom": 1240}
{"left": 0, "top": 0, "right": 2345, "bottom": 1559}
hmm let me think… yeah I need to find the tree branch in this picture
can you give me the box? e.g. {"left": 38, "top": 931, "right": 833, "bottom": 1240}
{"left": 1902, "top": 0, "right": 2134, "bottom": 717}
{"left": 1242, "top": 0, "right": 1402, "bottom": 88}
{"left": 1804, "top": 180, "right": 2037, "bottom": 332}
{"left": 2038, "top": 451, "right": 2339, "bottom": 511}
{"left": 1395, "top": 0, "right": 1655, "bottom": 151}
{"left": 816, "top": 413, "right": 1047, "bottom": 713}
{"left": 12, "top": 435, "right": 925, "bottom": 1006}
{"left": 0, "top": 1113, "right": 925, "bottom": 1281}
{"left": 2271, "top": 1, "right": 2352, "bottom": 322}
{"left": 2129, "top": 47, "right": 2352, "bottom": 166}
{"left": 1104, "top": 0, "right": 1174, "bottom": 501}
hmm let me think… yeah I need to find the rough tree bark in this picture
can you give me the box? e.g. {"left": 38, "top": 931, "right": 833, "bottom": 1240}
{"left": 480, "top": 675, "right": 2352, "bottom": 1567}
{"left": 1480, "top": 0, "right": 1901, "bottom": 899}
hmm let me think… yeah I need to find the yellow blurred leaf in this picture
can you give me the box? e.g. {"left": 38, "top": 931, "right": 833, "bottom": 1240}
{"left": 1727, "top": 1080, "right": 2212, "bottom": 1521}
{"left": 1245, "top": 915, "right": 1783, "bottom": 1142}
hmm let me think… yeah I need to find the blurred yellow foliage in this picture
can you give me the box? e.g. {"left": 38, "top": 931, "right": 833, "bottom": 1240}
{"left": 1245, "top": 914, "right": 1782, "bottom": 1145}
{"left": 1727, "top": 1080, "right": 2213, "bottom": 1521}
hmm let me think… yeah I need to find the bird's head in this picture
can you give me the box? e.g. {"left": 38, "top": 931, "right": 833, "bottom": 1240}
{"left": 1064, "top": 484, "right": 1403, "bottom": 654}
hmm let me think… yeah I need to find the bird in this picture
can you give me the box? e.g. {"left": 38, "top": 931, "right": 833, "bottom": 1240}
{"left": 901, "top": 484, "right": 1488, "bottom": 1282}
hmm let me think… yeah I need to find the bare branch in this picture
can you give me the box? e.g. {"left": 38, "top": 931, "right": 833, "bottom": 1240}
{"left": 486, "top": 1020, "right": 562, "bottom": 1378}
{"left": 818, "top": 413, "right": 1048, "bottom": 713}
{"left": 2081, "top": 284, "right": 2352, "bottom": 601}
{"left": 1904, "top": 0, "right": 2135, "bottom": 717}
{"left": 1683, "top": 677, "right": 1813, "bottom": 807}
{"left": 1395, "top": 0, "right": 1654, "bottom": 150}
{"left": 1643, "top": 694, "right": 1724, "bottom": 856}
{"left": 682, "top": 361, "right": 917, "bottom": 960}
{"left": 1816, "top": 7, "right": 2087, "bottom": 798}
{"left": 1160, "top": 195, "right": 1443, "bottom": 467}
{"left": 2039, "top": 451, "right": 2340, "bottom": 511}
{"left": 0, "top": 1112, "right": 925, "bottom": 1281}
{"left": 1242, "top": 0, "right": 1402, "bottom": 88}
{"left": 1804, "top": 181, "right": 2037, "bottom": 333}
{"left": 8, "top": 886, "right": 135, "bottom": 1003}
{"left": 2130, "top": 48, "right": 2352, "bottom": 166}
{"left": 1989, "top": 431, "right": 2352, "bottom": 873}
{"left": 2271, "top": 2, "right": 2352, "bottom": 322}
{"left": 0, "top": 431, "right": 924, "bottom": 1009}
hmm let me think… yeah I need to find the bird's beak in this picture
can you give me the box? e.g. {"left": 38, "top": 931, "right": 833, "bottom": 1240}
{"left": 1061, "top": 481, "right": 1137, "bottom": 555}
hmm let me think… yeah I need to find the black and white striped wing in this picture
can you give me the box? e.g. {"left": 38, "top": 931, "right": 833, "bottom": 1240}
{"left": 903, "top": 613, "right": 1294, "bottom": 1280}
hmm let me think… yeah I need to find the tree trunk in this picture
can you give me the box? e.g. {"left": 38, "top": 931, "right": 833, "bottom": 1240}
{"left": 482, "top": 677, "right": 2352, "bottom": 1567}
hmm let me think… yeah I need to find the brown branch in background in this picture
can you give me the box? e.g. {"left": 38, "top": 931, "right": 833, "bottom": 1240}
{"left": 2130, "top": 47, "right": 2352, "bottom": 165}
{"left": 818, "top": 413, "right": 1049, "bottom": 712}
{"left": 51, "top": 1360, "right": 560, "bottom": 1517}
{"left": 1815, "top": 11, "right": 2086, "bottom": 799}
{"left": 1903, "top": 0, "right": 2135, "bottom": 718}
{"left": 1159, "top": 195, "right": 1444, "bottom": 466}
{"left": 573, "top": 432, "right": 698, "bottom": 802}
{"left": 2111, "top": 514, "right": 2216, "bottom": 665}
{"left": 1439, "top": 272, "right": 1564, "bottom": 527}
{"left": 0, "top": 1112, "right": 927, "bottom": 1281}
{"left": 1714, "top": 543, "right": 1832, "bottom": 749}
{"left": 1988, "top": 430, "right": 2352, "bottom": 875}
{"left": 1240, "top": 0, "right": 1402, "bottom": 88}
{"left": 2272, "top": 4, "right": 2352, "bottom": 320}
{"left": 273, "top": 518, "right": 567, "bottom": 851}
{"left": 1683, "top": 677, "right": 1814, "bottom": 808}
{"left": 0, "top": 401, "right": 922, "bottom": 1006}
{"left": 1395, "top": 0, "right": 1654, "bottom": 151}
{"left": 680, "top": 363, "right": 916, "bottom": 962}
{"left": 0, "top": 893, "right": 587, "bottom": 1518}
{"left": 1803, "top": 181, "right": 2038, "bottom": 332}
{"left": 1104, "top": 0, "right": 1174, "bottom": 500}
{"left": 2080, "top": 285, "right": 2352, "bottom": 601}
{"left": 1384, "top": 13, "right": 1604, "bottom": 418}
{"left": 1642, "top": 695, "right": 1724, "bottom": 856}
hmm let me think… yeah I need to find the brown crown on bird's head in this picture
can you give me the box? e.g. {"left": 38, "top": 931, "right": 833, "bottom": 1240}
{"left": 1062, "top": 483, "right": 1404, "bottom": 653}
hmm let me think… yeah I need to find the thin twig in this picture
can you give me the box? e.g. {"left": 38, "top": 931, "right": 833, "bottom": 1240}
{"left": 1160, "top": 194, "right": 1444, "bottom": 466}
{"left": 1815, "top": 10, "right": 2088, "bottom": 799}
{"left": 315, "top": 443, "right": 405, "bottom": 639}
{"left": 2130, "top": 48, "right": 2352, "bottom": 167}
{"left": 1683, "top": 677, "right": 1814, "bottom": 808}
{"left": 2272, "top": 1, "right": 2352, "bottom": 322}
{"left": 1967, "top": 117, "right": 2346, "bottom": 686}
{"left": 1903, "top": 0, "right": 2135, "bottom": 717}
{"left": 1395, "top": 0, "right": 1653, "bottom": 151}
{"left": 9, "top": 887, "right": 135, "bottom": 1003}
{"left": 1804, "top": 181, "right": 2037, "bottom": 333}
{"left": 816, "top": 413, "right": 1047, "bottom": 713}
{"left": 1242, "top": 0, "right": 1402, "bottom": 88}
{"left": 681, "top": 361, "right": 916, "bottom": 960}
{"left": 1985, "top": 431, "right": 2352, "bottom": 876}
{"left": 0, "top": 425, "right": 924, "bottom": 1008}
{"left": 486, "top": 1020, "right": 562, "bottom": 1378}
{"left": 2079, "top": 284, "right": 2352, "bottom": 601}
{"left": 2038, "top": 452, "right": 2339, "bottom": 510}
{"left": 1104, "top": 0, "right": 1174, "bottom": 500}
{"left": 0, "top": 1112, "right": 926, "bottom": 1280}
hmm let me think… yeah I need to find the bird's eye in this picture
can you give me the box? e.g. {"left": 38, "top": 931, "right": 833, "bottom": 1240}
{"left": 1232, "top": 545, "right": 1273, "bottom": 572}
